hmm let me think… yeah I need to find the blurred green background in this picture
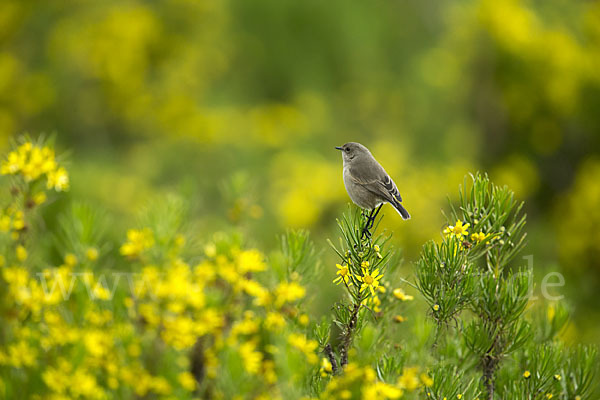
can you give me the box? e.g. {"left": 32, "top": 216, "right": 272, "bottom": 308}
{"left": 1, "top": 0, "right": 599, "bottom": 343}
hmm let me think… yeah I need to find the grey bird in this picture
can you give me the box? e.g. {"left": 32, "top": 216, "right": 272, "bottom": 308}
{"left": 336, "top": 143, "right": 410, "bottom": 228}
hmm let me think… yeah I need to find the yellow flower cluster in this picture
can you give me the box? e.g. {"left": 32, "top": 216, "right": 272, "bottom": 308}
{"left": 1, "top": 141, "right": 68, "bottom": 191}
{"left": 397, "top": 366, "right": 433, "bottom": 391}
{"left": 0, "top": 140, "right": 69, "bottom": 244}
{"left": 0, "top": 207, "right": 26, "bottom": 240}
{"left": 333, "top": 259, "right": 384, "bottom": 300}
{"left": 288, "top": 333, "right": 319, "bottom": 364}
{"left": 0, "top": 137, "right": 311, "bottom": 400}
{"left": 124, "top": 232, "right": 312, "bottom": 398}
{"left": 320, "top": 363, "right": 402, "bottom": 400}
{"left": 119, "top": 228, "right": 155, "bottom": 258}
{"left": 393, "top": 288, "right": 414, "bottom": 301}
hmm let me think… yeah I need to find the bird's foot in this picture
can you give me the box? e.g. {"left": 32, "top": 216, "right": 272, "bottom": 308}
{"left": 360, "top": 226, "right": 372, "bottom": 240}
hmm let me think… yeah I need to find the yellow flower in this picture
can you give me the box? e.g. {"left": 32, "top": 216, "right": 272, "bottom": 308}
{"left": 33, "top": 192, "right": 47, "bottom": 205}
{"left": 12, "top": 211, "right": 25, "bottom": 230}
{"left": 363, "top": 382, "right": 403, "bottom": 399}
{"left": 370, "top": 295, "right": 382, "bottom": 312}
{"left": 237, "top": 249, "right": 266, "bottom": 273}
{"left": 398, "top": 367, "right": 420, "bottom": 391}
{"left": 0, "top": 215, "right": 10, "bottom": 232}
{"left": 178, "top": 372, "right": 196, "bottom": 391}
{"left": 16, "top": 245, "right": 27, "bottom": 262}
{"left": 265, "top": 312, "right": 286, "bottom": 330}
{"left": 288, "top": 333, "right": 318, "bottom": 364}
{"left": 263, "top": 360, "right": 277, "bottom": 384}
{"left": 523, "top": 370, "right": 531, "bottom": 379}
{"left": 64, "top": 253, "right": 77, "bottom": 267}
{"left": 274, "top": 281, "right": 305, "bottom": 307}
{"left": 120, "top": 228, "right": 154, "bottom": 258}
{"left": 7, "top": 340, "right": 37, "bottom": 367}
{"left": 320, "top": 358, "right": 333, "bottom": 377}
{"left": 361, "top": 260, "right": 370, "bottom": 268}
{"left": 298, "top": 314, "right": 309, "bottom": 326}
{"left": 420, "top": 373, "right": 433, "bottom": 387}
{"left": 457, "top": 395, "right": 463, "bottom": 399}
{"left": 242, "top": 279, "right": 271, "bottom": 305}
{"left": 1, "top": 150, "right": 25, "bottom": 175}
{"left": 85, "top": 247, "right": 99, "bottom": 261}
{"left": 393, "top": 315, "right": 406, "bottom": 323}
{"left": 471, "top": 232, "right": 488, "bottom": 242}
{"left": 46, "top": 167, "right": 69, "bottom": 191}
{"left": 393, "top": 288, "right": 414, "bottom": 301}
{"left": 333, "top": 263, "right": 352, "bottom": 285}
{"left": 445, "top": 220, "right": 470, "bottom": 238}
{"left": 433, "top": 304, "right": 440, "bottom": 311}
{"left": 554, "top": 374, "right": 561, "bottom": 381}
{"left": 356, "top": 267, "right": 382, "bottom": 296}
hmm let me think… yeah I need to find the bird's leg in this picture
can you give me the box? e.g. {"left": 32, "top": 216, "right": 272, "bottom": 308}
{"left": 367, "top": 204, "right": 383, "bottom": 231}
{"left": 361, "top": 207, "right": 377, "bottom": 240}
{"left": 361, "top": 204, "right": 383, "bottom": 240}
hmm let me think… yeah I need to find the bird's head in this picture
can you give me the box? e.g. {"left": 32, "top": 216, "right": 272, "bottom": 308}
{"left": 335, "top": 142, "right": 370, "bottom": 163}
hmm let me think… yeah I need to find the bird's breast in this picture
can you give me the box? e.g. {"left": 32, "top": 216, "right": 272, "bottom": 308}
{"left": 342, "top": 166, "right": 378, "bottom": 209}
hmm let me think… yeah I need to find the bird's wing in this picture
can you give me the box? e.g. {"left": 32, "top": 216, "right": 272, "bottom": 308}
{"left": 348, "top": 162, "right": 403, "bottom": 203}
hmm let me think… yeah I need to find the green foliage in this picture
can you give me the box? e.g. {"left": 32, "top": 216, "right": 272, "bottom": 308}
{"left": 415, "top": 172, "right": 600, "bottom": 399}
{"left": 1, "top": 138, "right": 598, "bottom": 399}
{"left": 416, "top": 236, "right": 475, "bottom": 325}
{"left": 426, "top": 365, "right": 480, "bottom": 400}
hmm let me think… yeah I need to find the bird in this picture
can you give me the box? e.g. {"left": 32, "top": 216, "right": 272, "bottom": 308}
{"left": 336, "top": 142, "right": 410, "bottom": 236}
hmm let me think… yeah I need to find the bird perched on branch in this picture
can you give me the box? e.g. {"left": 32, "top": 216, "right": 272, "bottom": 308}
{"left": 336, "top": 142, "right": 410, "bottom": 237}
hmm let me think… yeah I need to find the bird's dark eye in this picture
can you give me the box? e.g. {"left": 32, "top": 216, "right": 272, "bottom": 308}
{"left": 345, "top": 148, "right": 350, "bottom": 152}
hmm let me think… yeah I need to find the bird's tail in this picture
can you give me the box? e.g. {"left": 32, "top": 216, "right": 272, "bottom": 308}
{"left": 391, "top": 200, "right": 410, "bottom": 220}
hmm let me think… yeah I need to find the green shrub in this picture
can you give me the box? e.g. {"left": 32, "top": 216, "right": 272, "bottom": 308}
{"left": 0, "top": 139, "right": 597, "bottom": 399}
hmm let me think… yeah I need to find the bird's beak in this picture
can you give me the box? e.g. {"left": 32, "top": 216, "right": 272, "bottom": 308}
{"left": 335, "top": 146, "right": 343, "bottom": 151}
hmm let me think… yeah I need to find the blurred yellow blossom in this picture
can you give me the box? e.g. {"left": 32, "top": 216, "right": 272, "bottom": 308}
{"left": 64, "top": 253, "right": 77, "bottom": 267}
{"left": 320, "top": 358, "right": 332, "bottom": 377}
{"left": 471, "top": 232, "right": 488, "bottom": 242}
{"left": 393, "top": 288, "right": 414, "bottom": 301}
{"left": 240, "top": 340, "right": 263, "bottom": 374}
{"left": 237, "top": 249, "right": 267, "bottom": 273}
{"left": 274, "top": 281, "right": 306, "bottom": 307}
{"left": 288, "top": 333, "right": 318, "bottom": 364}
{"left": 363, "top": 382, "right": 403, "bottom": 399}
{"left": 85, "top": 247, "right": 99, "bottom": 261}
{"left": 298, "top": 313, "right": 309, "bottom": 326}
{"left": 1, "top": 142, "right": 67, "bottom": 192}
{"left": 16, "top": 245, "right": 27, "bottom": 261}
{"left": 420, "top": 373, "right": 433, "bottom": 387}
{"left": 32, "top": 191, "right": 47, "bottom": 205}
{"left": 46, "top": 166, "right": 69, "bottom": 191}
{"left": 398, "top": 367, "right": 421, "bottom": 391}
{"left": 265, "top": 312, "right": 286, "bottom": 330}
{"left": 178, "top": 371, "right": 196, "bottom": 391}
{"left": 120, "top": 227, "right": 154, "bottom": 258}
